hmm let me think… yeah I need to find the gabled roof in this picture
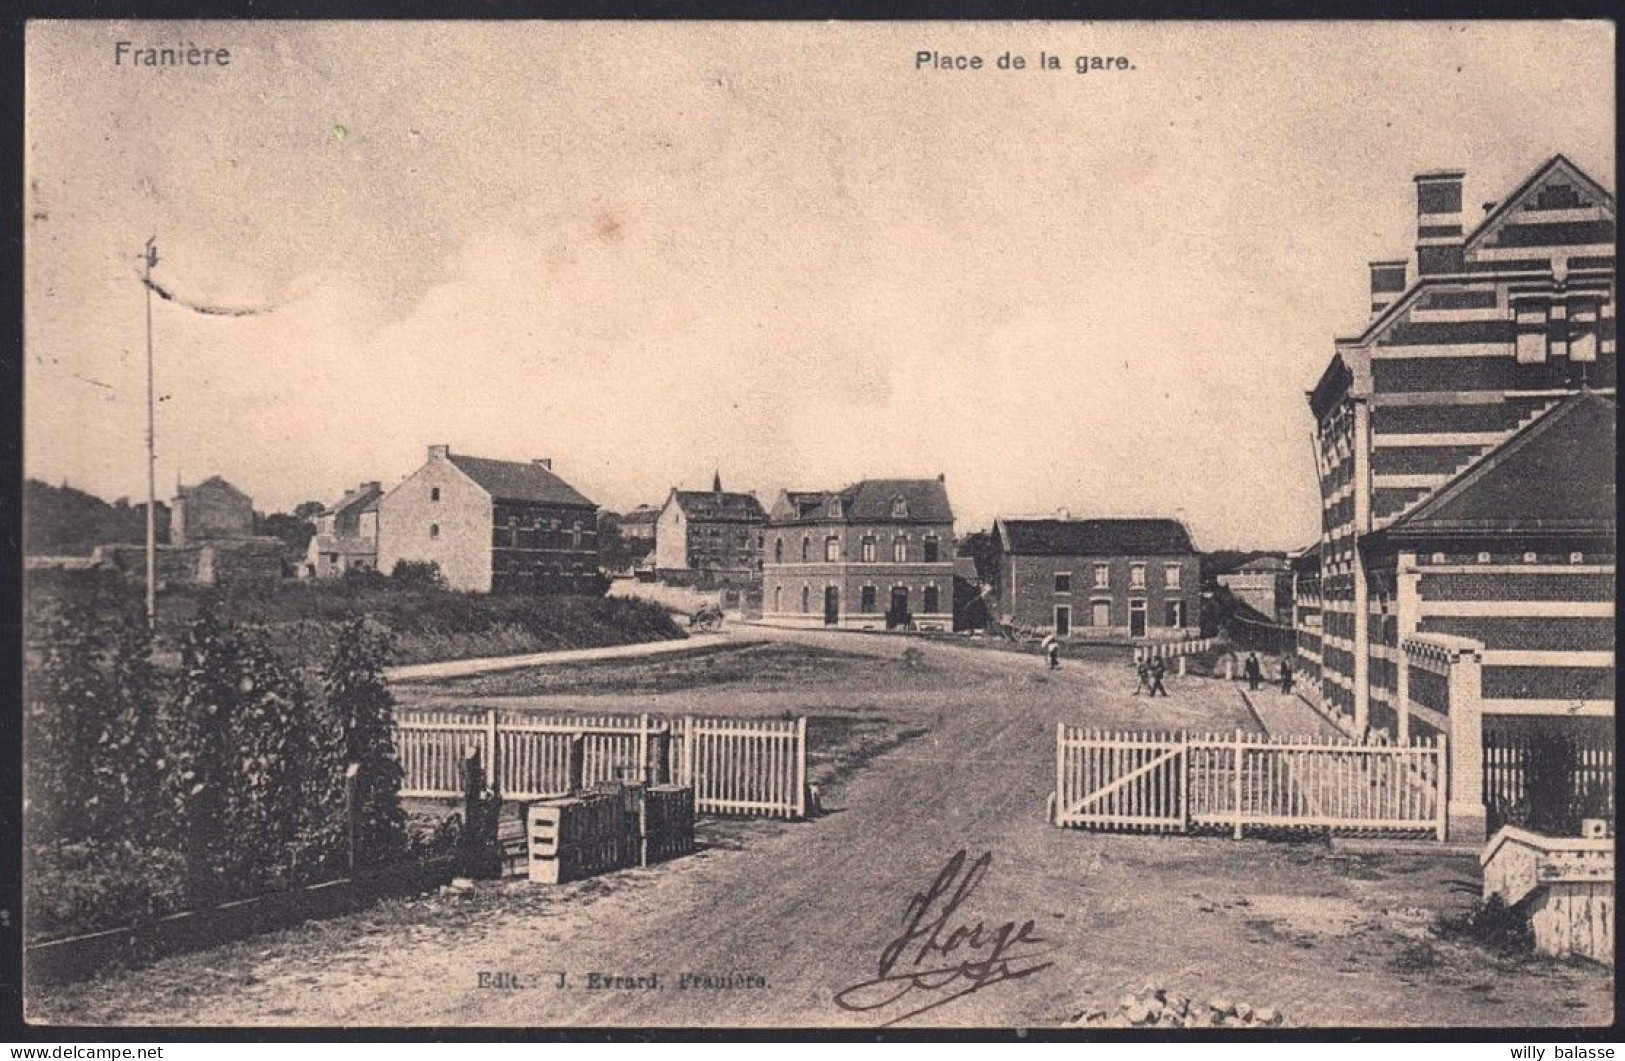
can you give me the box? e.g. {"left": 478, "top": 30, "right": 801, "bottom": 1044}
{"left": 324, "top": 482, "right": 383, "bottom": 519}
{"left": 669, "top": 490, "right": 767, "bottom": 522}
{"left": 1463, "top": 153, "right": 1617, "bottom": 254}
{"left": 446, "top": 454, "right": 596, "bottom": 508}
{"left": 619, "top": 506, "right": 662, "bottom": 526}
{"left": 177, "top": 475, "right": 249, "bottom": 501}
{"left": 1382, "top": 390, "right": 1615, "bottom": 538}
{"left": 996, "top": 518, "right": 1196, "bottom": 557}
{"left": 1238, "top": 555, "right": 1290, "bottom": 573}
{"left": 773, "top": 479, "right": 954, "bottom": 523}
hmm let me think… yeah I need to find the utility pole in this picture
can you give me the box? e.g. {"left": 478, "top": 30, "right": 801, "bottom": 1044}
{"left": 144, "top": 236, "right": 159, "bottom": 626}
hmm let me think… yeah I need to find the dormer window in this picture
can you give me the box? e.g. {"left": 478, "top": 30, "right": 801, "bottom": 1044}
{"left": 891, "top": 496, "right": 909, "bottom": 519}
{"left": 828, "top": 498, "right": 843, "bottom": 518}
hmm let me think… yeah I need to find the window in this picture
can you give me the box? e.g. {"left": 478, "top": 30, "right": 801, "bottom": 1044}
{"left": 572, "top": 521, "right": 583, "bottom": 550}
{"left": 800, "top": 586, "right": 810, "bottom": 613}
{"left": 1515, "top": 301, "right": 1548, "bottom": 363}
{"left": 1431, "top": 552, "right": 1446, "bottom": 564}
{"left": 825, "top": 536, "right": 840, "bottom": 562}
{"left": 773, "top": 586, "right": 782, "bottom": 612}
{"left": 1522, "top": 551, "right": 1538, "bottom": 564}
{"left": 801, "top": 537, "right": 811, "bottom": 562}
{"left": 1054, "top": 572, "right": 1072, "bottom": 593}
{"left": 828, "top": 498, "right": 843, "bottom": 518}
{"left": 430, "top": 487, "right": 441, "bottom": 502}
{"left": 923, "top": 585, "right": 940, "bottom": 613}
{"left": 774, "top": 539, "right": 784, "bottom": 563}
{"left": 861, "top": 536, "right": 876, "bottom": 562}
{"left": 861, "top": 585, "right": 877, "bottom": 612}
{"left": 1091, "top": 600, "right": 1111, "bottom": 627}
{"left": 893, "top": 537, "right": 908, "bottom": 563}
{"left": 1093, "top": 564, "right": 1110, "bottom": 588}
{"left": 891, "top": 496, "right": 909, "bottom": 518}
{"left": 1166, "top": 600, "right": 1186, "bottom": 628}
{"left": 923, "top": 537, "right": 939, "bottom": 563}
{"left": 429, "top": 523, "right": 440, "bottom": 539}
{"left": 1165, "top": 562, "right": 1181, "bottom": 587}
{"left": 1476, "top": 551, "right": 1492, "bottom": 564}
{"left": 1570, "top": 552, "right": 1586, "bottom": 564}
{"left": 1130, "top": 563, "right": 1146, "bottom": 588}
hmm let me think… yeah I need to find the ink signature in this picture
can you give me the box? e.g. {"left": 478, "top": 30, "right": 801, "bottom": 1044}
{"left": 834, "top": 849, "right": 1054, "bottom": 1027}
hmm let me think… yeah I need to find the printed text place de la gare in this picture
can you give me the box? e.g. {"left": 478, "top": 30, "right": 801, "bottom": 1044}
{"left": 115, "top": 42, "right": 231, "bottom": 66}
{"left": 917, "top": 50, "right": 1134, "bottom": 74}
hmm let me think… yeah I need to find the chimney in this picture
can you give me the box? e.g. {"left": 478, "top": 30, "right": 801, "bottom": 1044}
{"left": 1368, "top": 260, "right": 1407, "bottom": 318}
{"left": 1414, "top": 169, "right": 1466, "bottom": 276}
{"left": 532, "top": 458, "right": 552, "bottom": 470}
{"left": 937, "top": 473, "right": 946, "bottom": 483}
{"left": 427, "top": 444, "right": 450, "bottom": 461}
{"left": 1056, "top": 507, "right": 1071, "bottom": 521}
{"left": 362, "top": 481, "right": 381, "bottom": 492}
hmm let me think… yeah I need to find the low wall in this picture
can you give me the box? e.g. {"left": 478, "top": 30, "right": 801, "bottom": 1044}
{"left": 1482, "top": 825, "right": 1614, "bottom": 964}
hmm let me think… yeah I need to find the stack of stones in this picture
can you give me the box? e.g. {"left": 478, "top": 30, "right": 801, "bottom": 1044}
{"left": 1070, "top": 982, "right": 1284, "bottom": 1029}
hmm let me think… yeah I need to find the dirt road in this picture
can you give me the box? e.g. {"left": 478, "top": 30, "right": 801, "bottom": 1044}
{"left": 31, "top": 630, "right": 1611, "bottom": 1029}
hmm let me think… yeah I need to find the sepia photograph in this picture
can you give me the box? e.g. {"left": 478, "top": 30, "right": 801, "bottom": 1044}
{"left": 15, "top": 18, "right": 1618, "bottom": 1033}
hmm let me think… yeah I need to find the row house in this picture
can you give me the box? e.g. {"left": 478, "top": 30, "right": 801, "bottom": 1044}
{"left": 991, "top": 518, "right": 1201, "bottom": 639}
{"left": 1295, "top": 155, "right": 1615, "bottom": 839}
{"left": 652, "top": 474, "right": 768, "bottom": 586}
{"left": 376, "top": 445, "right": 599, "bottom": 593}
{"left": 761, "top": 477, "right": 955, "bottom": 630}
{"left": 304, "top": 481, "right": 382, "bottom": 578}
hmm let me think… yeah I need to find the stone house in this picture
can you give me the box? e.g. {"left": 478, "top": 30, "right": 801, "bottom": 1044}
{"left": 991, "top": 518, "right": 1201, "bottom": 639}
{"left": 376, "top": 445, "right": 599, "bottom": 594}
{"left": 171, "top": 475, "right": 254, "bottom": 546}
{"left": 761, "top": 477, "right": 955, "bottom": 630}
{"left": 1218, "top": 555, "right": 1292, "bottom": 622}
{"left": 304, "top": 481, "right": 383, "bottom": 578}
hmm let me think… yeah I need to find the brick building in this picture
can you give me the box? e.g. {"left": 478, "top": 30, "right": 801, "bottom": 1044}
{"left": 991, "top": 518, "right": 1201, "bottom": 639}
{"left": 653, "top": 475, "right": 767, "bottom": 586}
{"left": 304, "top": 481, "right": 382, "bottom": 578}
{"left": 376, "top": 446, "right": 599, "bottom": 593}
{"left": 1293, "top": 155, "right": 1615, "bottom": 838}
{"left": 761, "top": 477, "right": 955, "bottom": 630}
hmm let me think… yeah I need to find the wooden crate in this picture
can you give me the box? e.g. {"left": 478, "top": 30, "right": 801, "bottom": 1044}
{"left": 642, "top": 785, "right": 696, "bottom": 865}
{"left": 527, "top": 793, "right": 634, "bottom": 885}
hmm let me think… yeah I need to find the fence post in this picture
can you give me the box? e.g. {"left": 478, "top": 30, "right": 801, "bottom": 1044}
{"left": 485, "top": 707, "right": 500, "bottom": 795}
{"left": 636, "top": 713, "right": 650, "bottom": 785}
{"left": 794, "top": 716, "right": 808, "bottom": 819}
{"left": 1435, "top": 734, "right": 1449, "bottom": 843}
{"left": 650, "top": 727, "right": 672, "bottom": 786}
{"left": 1178, "top": 732, "right": 1190, "bottom": 833}
{"left": 1233, "top": 729, "right": 1245, "bottom": 840}
{"left": 344, "top": 762, "right": 361, "bottom": 875}
{"left": 1178, "top": 655, "right": 1187, "bottom": 677}
{"left": 568, "top": 731, "right": 586, "bottom": 795}
{"left": 1053, "top": 723, "right": 1064, "bottom": 826}
{"left": 682, "top": 716, "right": 696, "bottom": 788}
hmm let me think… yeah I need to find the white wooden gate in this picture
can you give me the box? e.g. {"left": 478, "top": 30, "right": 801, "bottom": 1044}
{"left": 1054, "top": 726, "right": 1446, "bottom": 839}
{"left": 397, "top": 709, "right": 808, "bottom": 819}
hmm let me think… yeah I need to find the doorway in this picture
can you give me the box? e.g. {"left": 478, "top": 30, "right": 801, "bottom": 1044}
{"left": 1054, "top": 605, "right": 1072, "bottom": 637}
{"left": 824, "top": 586, "right": 840, "bottom": 626}
{"left": 888, "top": 586, "right": 911, "bottom": 629}
{"left": 1129, "top": 599, "right": 1147, "bottom": 638}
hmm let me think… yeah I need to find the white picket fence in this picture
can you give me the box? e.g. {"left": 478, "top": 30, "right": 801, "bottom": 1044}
{"left": 1133, "top": 637, "right": 1217, "bottom": 662}
{"left": 1054, "top": 726, "right": 1446, "bottom": 839}
{"left": 396, "top": 709, "right": 807, "bottom": 819}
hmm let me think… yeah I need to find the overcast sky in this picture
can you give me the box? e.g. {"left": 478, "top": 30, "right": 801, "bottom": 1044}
{"left": 24, "top": 21, "right": 1614, "bottom": 548}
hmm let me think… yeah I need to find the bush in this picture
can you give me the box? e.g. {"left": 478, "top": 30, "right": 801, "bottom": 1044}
{"left": 390, "top": 560, "right": 444, "bottom": 588}
{"left": 24, "top": 840, "right": 188, "bottom": 941}
{"left": 1435, "top": 894, "right": 1534, "bottom": 955}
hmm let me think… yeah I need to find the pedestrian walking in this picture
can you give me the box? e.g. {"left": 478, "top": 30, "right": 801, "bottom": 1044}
{"left": 1132, "top": 656, "right": 1151, "bottom": 695}
{"left": 1279, "top": 657, "right": 1294, "bottom": 696}
{"left": 1244, "top": 652, "right": 1263, "bottom": 691}
{"left": 1042, "top": 633, "right": 1061, "bottom": 670}
{"left": 1148, "top": 654, "right": 1169, "bottom": 697}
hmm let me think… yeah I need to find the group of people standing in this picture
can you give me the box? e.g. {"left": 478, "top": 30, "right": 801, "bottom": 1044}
{"left": 1040, "top": 636, "right": 1297, "bottom": 700}
{"left": 1243, "top": 651, "right": 1294, "bottom": 695}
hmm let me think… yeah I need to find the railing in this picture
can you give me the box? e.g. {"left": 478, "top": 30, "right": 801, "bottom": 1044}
{"left": 396, "top": 709, "right": 807, "bottom": 819}
{"left": 1055, "top": 726, "right": 1446, "bottom": 839}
